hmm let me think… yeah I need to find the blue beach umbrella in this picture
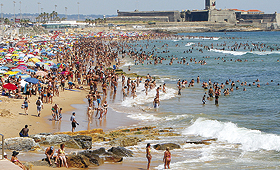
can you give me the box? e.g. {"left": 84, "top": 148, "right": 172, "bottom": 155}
{"left": 11, "top": 69, "right": 22, "bottom": 72}
{"left": 0, "top": 66, "right": 9, "bottom": 70}
{"left": 26, "top": 69, "right": 35, "bottom": 73}
{"left": 35, "top": 62, "right": 44, "bottom": 67}
{"left": 50, "top": 65, "right": 58, "bottom": 69}
{"left": 25, "top": 78, "right": 39, "bottom": 84}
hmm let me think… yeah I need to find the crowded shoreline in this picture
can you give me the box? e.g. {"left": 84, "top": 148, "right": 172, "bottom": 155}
{"left": 0, "top": 29, "right": 280, "bottom": 170}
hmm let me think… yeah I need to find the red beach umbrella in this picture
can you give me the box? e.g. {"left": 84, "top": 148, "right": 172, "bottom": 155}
{"left": 3, "top": 83, "right": 17, "bottom": 90}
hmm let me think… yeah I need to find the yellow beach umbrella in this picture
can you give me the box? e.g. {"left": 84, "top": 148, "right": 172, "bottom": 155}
{"left": 30, "top": 58, "right": 41, "bottom": 63}
{"left": 5, "top": 71, "right": 19, "bottom": 75}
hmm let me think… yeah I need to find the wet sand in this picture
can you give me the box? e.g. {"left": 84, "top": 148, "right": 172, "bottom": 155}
{"left": 47, "top": 84, "right": 140, "bottom": 133}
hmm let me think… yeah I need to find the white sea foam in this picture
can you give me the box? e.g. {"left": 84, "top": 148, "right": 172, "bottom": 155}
{"left": 210, "top": 49, "right": 280, "bottom": 56}
{"left": 210, "top": 49, "right": 247, "bottom": 56}
{"left": 185, "top": 42, "right": 195, "bottom": 47}
{"left": 164, "top": 114, "right": 190, "bottom": 121}
{"left": 183, "top": 118, "right": 280, "bottom": 151}
{"left": 127, "top": 112, "right": 161, "bottom": 121}
{"left": 185, "top": 37, "right": 220, "bottom": 40}
{"left": 122, "top": 83, "right": 177, "bottom": 107}
{"left": 250, "top": 51, "right": 280, "bottom": 55}
{"left": 122, "top": 62, "right": 134, "bottom": 67}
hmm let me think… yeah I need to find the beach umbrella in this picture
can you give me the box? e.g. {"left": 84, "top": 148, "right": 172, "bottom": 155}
{"left": 35, "top": 62, "right": 44, "bottom": 67}
{"left": 11, "top": 54, "right": 19, "bottom": 57}
{"left": 50, "top": 65, "right": 58, "bottom": 69}
{"left": 4, "top": 63, "right": 16, "bottom": 68}
{"left": 0, "top": 66, "right": 9, "bottom": 70}
{"left": 60, "top": 71, "right": 69, "bottom": 75}
{"left": 25, "top": 77, "right": 39, "bottom": 84}
{"left": 25, "top": 69, "right": 36, "bottom": 74}
{"left": 11, "top": 69, "right": 22, "bottom": 72}
{"left": 45, "top": 61, "right": 55, "bottom": 65}
{"left": 26, "top": 54, "right": 34, "bottom": 58}
{"left": 0, "top": 70, "right": 6, "bottom": 74}
{"left": 36, "top": 70, "right": 48, "bottom": 77}
{"left": 16, "top": 74, "right": 31, "bottom": 79}
{"left": 26, "top": 62, "right": 36, "bottom": 67}
{"left": 47, "top": 52, "right": 55, "bottom": 56}
{"left": 17, "top": 65, "right": 27, "bottom": 70}
{"left": 4, "top": 71, "right": 18, "bottom": 75}
{"left": 31, "top": 58, "right": 41, "bottom": 63}
{"left": 43, "top": 64, "right": 51, "bottom": 70}
{"left": 3, "top": 83, "right": 17, "bottom": 90}
{"left": 5, "top": 53, "right": 12, "bottom": 57}
{"left": 57, "top": 63, "right": 66, "bottom": 68}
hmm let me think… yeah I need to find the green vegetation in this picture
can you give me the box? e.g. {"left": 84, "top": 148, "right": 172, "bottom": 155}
{"left": 36, "top": 11, "right": 60, "bottom": 23}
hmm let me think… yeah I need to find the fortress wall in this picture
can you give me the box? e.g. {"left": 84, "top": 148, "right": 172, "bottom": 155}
{"left": 118, "top": 11, "right": 180, "bottom": 22}
{"left": 107, "top": 16, "right": 169, "bottom": 22}
{"left": 276, "top": 13, "right": 280, "bottom": 28}
{"left": 209, "top": 10, "right": 237, "bottom": 23}
{"left": 240, "top": 14, "right": 276, "bottom": 22}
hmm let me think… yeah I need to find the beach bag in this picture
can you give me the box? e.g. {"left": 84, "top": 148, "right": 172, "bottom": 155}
{"left": 36, "top": 100, "right": 40, "bottom": 106}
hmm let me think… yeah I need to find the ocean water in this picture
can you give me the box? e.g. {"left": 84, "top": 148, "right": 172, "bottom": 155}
{"left": 108, "top": 31, "right": 280, "bottom": 169}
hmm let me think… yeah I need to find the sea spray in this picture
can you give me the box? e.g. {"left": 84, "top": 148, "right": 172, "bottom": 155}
{"left": 183, "top": 118, "right": 280, "bottom": 151}
{"left": 122, "top": 83, "right": 177, "bottom": 107}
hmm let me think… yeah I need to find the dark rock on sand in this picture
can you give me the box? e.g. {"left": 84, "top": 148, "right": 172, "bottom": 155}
{"left": 107, "top": 146, "right": 133, "bottom": 157}
{"left": 64, "top": 139, "right": 82, "bottom": 149}
{"left": 108, "top": 136, "right": 142, "bottom": 147}
{"left": 186, "top": 138, "right": 217, "bottom": 145}
{"left": 30, "top": 158, "right": 57, "bottom": 168}
{"left": 30, "top": 134, "right": 72, "bottom": 144}
{"left": 78, "top": 150, "right": 104, "bottom": 166}
{"left": 153, "top": 143, "right": 181, "bottom": 150}
{"left": 67, "top": 154, "right": 91, "bottom": 168}
{"left": 72, "top": 135, "right": 92, "bottom": 149}
{"left": 30, "top": 134, "right": 92, "bottom": 149}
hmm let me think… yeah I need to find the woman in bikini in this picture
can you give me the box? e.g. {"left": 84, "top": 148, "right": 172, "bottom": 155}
{"left": 146, "top": 143, "right": 152, "bottom": 170}
{"left": 11, "top": 151, "right": 26, "bottom": 170}
{"left": 102, "top": 101, "right": 108, "bottom": 118}
{"left": 163, "top": 147, "right": 171, "bottom": 169}
{"left": 57, "top": 144, "right": 68, "bottom": 168}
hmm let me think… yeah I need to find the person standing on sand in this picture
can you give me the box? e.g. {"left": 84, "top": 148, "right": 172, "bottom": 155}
{"left": 146, "top": 143, "right": 152, "bottom": 170}
{"left": 23, "top": 97, "right": 30, "bottom": 115}
{"left": 70, "top": 112, "right": 79, "bottom": 132}
{"left": 36, "top": 97, "right": 43, "bottom": 117}
{"left": 102, "top": 101, "right": 108, "bottom": 118}
{"left": 163, "top": 147, "right": 171, "bottom": 169}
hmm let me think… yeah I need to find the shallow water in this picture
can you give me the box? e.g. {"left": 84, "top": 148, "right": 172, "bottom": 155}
{"left": 106, "top": 31, "right": 280, "bottom": 169}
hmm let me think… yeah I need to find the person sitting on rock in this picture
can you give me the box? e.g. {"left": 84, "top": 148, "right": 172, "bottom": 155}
{"left": 19, "top": 125, "right": 29, "bottom": 137}
{"left": 57, "top": 144, "right": 68, "bottom": 168}
{"left": 45, "top": 146, "right": 54, "bottom": 165}
{"left": 11, "top": 151, "right": 26, "bottom": 170}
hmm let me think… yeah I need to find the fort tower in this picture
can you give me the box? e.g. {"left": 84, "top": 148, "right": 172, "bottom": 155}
{"left": 205, "top": 0, "right": 216, "bottom": 10}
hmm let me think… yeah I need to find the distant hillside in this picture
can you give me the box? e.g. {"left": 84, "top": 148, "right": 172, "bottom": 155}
{"left": 2, "top": 13, "right": 117, "bottom": 22}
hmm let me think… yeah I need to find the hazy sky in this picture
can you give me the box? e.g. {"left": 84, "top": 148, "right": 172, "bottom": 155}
{"left": 0, "top": 0, "right": 279, "bottom": 15}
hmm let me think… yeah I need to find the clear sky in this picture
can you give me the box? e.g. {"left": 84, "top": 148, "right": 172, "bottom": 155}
{"left": 0, "top": 0, "right": 279, "bottom": 15}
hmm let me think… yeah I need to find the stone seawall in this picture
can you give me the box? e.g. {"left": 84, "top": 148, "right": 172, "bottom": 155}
{"left": 118, "top": 21, "right": 273, "bottom": 33}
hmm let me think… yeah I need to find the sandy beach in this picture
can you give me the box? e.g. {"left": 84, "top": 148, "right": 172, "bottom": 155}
{"left": 0, "top": 88, "right": 88, "bottom": 138}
